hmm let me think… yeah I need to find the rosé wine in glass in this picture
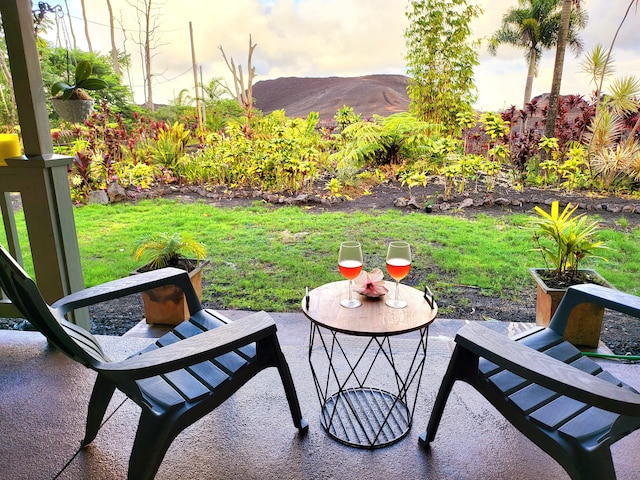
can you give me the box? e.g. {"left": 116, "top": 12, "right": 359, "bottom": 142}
{"left": 338, "top": 259, "right": 363, "bottom": 280}
{"left": 385, "top": 258, "right": 411, "bottom": 282}
{"left": 338, "top": 241, "right": 363, "bottom": 308}
{"left": 385, "top": 241, "right": 411, "bottom": 308}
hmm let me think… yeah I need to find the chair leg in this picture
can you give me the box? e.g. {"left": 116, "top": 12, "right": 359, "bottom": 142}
{"left": 128, "top": 411, "right": 176, "bottom": 480}
{"left": 419, "top": 346, "right": 473, "bottom": 448}
{"left": 82, "top": 374, "right": 117, "bottom": 447}
{"left": 266, "top": 336, "right": 309, "bottom": 434}
{"left": 566, "top": 448, "right": 617, "bottom": 480}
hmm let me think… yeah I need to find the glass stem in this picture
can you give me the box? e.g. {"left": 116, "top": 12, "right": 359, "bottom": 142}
{"left": 395, "top": 280, "right": 400, "bottom": 302}
{"left": 349, "top": 280, "right": 353, "bottom": 302}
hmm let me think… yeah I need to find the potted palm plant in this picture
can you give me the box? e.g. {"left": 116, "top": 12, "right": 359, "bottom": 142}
{"left": 529, "top": 201, "right": 611, "bottom": 347}
{"left": 132, "top": 232, "right": 208, "bottom": 325}
{"left": 50, "top": 60, "right": 107, "bottom": 123}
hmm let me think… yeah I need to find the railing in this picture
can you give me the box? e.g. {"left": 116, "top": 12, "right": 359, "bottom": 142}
{"left": 0, "top": 156, "right": 89, "bottom": 328}
{"left": 0, "top": 191, "right": 22, "bottom": 317}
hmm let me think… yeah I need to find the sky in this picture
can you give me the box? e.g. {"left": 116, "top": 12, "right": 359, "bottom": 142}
{"left": 49, "top": 0, "right": 640, "bottom": 112}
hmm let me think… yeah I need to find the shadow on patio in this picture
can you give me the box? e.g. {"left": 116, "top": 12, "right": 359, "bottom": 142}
{"left": 1, "top": 314, "right": 638, "bottom": 479}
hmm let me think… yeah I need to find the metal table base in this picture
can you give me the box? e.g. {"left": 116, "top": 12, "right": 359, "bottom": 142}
{"left": 309, "top": 322, "right": 429, "bottom": 449}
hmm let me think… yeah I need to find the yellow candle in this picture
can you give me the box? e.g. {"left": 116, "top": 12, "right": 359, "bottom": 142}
{"left": 0, "top": 133, "right": 21, "bottom": 167}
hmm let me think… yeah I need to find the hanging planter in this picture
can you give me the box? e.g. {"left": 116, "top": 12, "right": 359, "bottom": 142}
{"left": 50, "top": 98, "right": 95, "bottom": 123}
{"left": 50, "top": 60, "right": 107, "bottom": 123}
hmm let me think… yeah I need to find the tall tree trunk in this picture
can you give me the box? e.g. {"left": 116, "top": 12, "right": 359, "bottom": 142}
{"left": 106, "top": 0, "right": 120, "bottom": 76}
{"left": 523, "top": 48, "right": 537, "bottom": 107}
{"left": 543, "top": 0, "right": 572, "bottom": 145}
{"left": 80, "top": 0, "right": 93, "bottom": 53}
{"left": 64, "top": 0, "right": 77, "bottom": 50}
{"left": 144, "top": 0, "right": 153, "bottom": 110}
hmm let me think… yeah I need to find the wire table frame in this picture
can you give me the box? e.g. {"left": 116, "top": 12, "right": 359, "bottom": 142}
{"left": 303, "top": 280, "right": 437, "bottom": 448}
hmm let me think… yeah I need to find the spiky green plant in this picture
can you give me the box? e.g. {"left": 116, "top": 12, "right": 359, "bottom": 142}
{"left": 133, "top": 232, "right": 207, "bottom": 270}
{"left": 531, "top": 201, "right": 608, "bottom": 281}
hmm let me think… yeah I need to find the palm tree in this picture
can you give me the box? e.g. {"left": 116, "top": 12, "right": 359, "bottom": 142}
{"left": 542, "top": 0, "right": 579, "bottom": 148}
{"left": 489, "top": 0, "right": 587, "bottom": 107}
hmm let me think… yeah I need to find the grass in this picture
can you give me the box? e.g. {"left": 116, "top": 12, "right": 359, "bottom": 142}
{"left": 5, "top": 198, "right": 640, "bottom": 312}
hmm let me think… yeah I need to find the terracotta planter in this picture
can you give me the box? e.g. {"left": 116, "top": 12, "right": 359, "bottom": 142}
{"left": 132, "top": 260, "right": 208, "bottom": 325}
{"left": 529, "top": 268, "right": 613, "bottom": 348}
{"left": 51, "top": 98, "right": 94, "bottom": 123}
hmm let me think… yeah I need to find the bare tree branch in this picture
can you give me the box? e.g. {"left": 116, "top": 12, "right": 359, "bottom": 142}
{"left": 219, "top": 34, "right": 257, "bottom": 115}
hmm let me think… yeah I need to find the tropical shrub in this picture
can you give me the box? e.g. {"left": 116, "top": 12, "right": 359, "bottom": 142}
{"left": 531, "top": 201, "right": 608, "bottom": 282}
{"left": 332, "top": 112, "right": 445, "bottom": 170}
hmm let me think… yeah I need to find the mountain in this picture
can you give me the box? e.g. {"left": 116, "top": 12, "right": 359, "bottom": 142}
{"left": 251, "top": 74, "right": 410, "bottom": 121}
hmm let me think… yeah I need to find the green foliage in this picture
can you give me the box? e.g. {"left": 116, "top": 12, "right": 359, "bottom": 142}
{"left": 538, "top": 136, "right": 559, "bottom": 154}
{"left": 580, "top": 40, "right": 640, "bottom": 192}
{"left": 133, "top": 232, "right": 207, "bottom": 270}
{"left": 400, "top": 171, "right": 428, "bottom": 197}
{"left": 405, "top": 0, "right": 482, "bottom": 134}
{"left": 333, "top": 112, "right": 444, "bottom": 169}
{"left": 189, "top": 110, "right": 329, "bottom": 193}
{"left": 580, "top": 43, "right": 615, "bottom": 90}
{"left": 149, "top": 121, "right": 191, "bottom": 172}
{"left": 334, "top": 105, "right": 361, "bottom": 131}
{"left": 480, "top": 112, "right": 510, "bottom": 141}
{"left": 208, "top": 98, "right": 245, "bottom": 131}
{"left": 115, "top": 161, "right": 159, "bottom": 190}
{"left": 50, "top": 60, "right": 108, "bottom": 100}
{"left": 531, "top": 201, "right": 608, "bottom": 280}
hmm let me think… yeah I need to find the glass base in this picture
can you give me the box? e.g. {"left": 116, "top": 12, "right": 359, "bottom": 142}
{"left": 340, "top": 298, "right": 361, "bottom": 308}
{"left": 385, "top": 299, "right": 407, "bottom": 309}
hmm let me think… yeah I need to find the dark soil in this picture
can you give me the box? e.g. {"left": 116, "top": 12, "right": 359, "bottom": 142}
{"left": 4, "top": 179, "right": 640, "bottom": 356}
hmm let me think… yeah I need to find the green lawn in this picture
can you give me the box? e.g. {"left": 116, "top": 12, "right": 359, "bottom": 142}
{"left": 5, "top": 198, "right": 639, "bottom": 312}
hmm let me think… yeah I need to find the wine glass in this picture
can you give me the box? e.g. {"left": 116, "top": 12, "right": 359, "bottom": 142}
{"left": 338, "top": 241, "right": 363, "bottom": 308}
{"left": 385, "top": 241, "right": 411, "bottom": 308}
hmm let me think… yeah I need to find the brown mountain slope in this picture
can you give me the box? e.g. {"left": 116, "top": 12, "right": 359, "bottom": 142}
{"left": 252, "top": 74, "right": 410, "bottom": 120}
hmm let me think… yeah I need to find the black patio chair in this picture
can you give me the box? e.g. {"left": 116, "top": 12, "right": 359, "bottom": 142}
{"left": 420, "top": 283, "right": 640, "bottom": 480}
{"left": 0, "top": 244, "right": 308, "bottom": 480}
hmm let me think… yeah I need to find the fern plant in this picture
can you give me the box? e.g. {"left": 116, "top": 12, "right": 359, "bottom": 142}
{"left": 133, "top": 232, "right": 207, "bottom": 271}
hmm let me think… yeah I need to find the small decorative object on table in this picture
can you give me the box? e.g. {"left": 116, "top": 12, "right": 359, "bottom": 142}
{"left": 353, "top": 268, "right": 388, "bottom": 298}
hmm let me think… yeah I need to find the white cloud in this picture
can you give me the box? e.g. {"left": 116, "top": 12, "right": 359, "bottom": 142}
{"left": 52, "top": 0, "right": 639, "bottom": 111}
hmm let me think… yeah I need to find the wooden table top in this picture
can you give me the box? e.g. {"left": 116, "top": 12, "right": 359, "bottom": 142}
{"left": 302, "top": 280, "right": 438, "bottom": 336}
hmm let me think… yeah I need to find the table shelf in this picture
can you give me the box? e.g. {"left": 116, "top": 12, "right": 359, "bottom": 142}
{"left": 321, "top": 387, "right": 411, "bottom": 448}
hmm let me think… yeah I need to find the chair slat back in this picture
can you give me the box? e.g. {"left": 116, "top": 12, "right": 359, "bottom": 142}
{"left": 0, "top": 244, "right": 108, "bottom": 367}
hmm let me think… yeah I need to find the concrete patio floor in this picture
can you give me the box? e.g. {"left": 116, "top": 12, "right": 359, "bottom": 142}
{"left": 1, "top": 313, "right": 639, "bottom": 479}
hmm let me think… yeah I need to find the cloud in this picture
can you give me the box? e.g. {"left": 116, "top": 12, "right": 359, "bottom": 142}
{"left": 56, "top": 0, "right": 639, "bottom": 111}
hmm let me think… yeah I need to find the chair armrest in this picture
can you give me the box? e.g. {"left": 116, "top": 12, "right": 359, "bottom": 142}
{"left": 456, "top": 322, "right": 640, "bottom": 417}
{"left": 550, "top": 284, "right": 640, "bottom": 334}
{"left": 51, "top": 267, "right": 202, "bottom": 316}
{"left": 97, "top": 311, "right": 276, "bottom": 381}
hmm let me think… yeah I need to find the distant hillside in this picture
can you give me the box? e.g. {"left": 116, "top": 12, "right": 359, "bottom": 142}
{"left": 252, "top": 74, "right": 410, "bottom": 121}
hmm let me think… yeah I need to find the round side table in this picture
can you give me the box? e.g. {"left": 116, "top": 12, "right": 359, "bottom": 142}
{"left": 302, "top": 280, "right": 437, "bottom": 448}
